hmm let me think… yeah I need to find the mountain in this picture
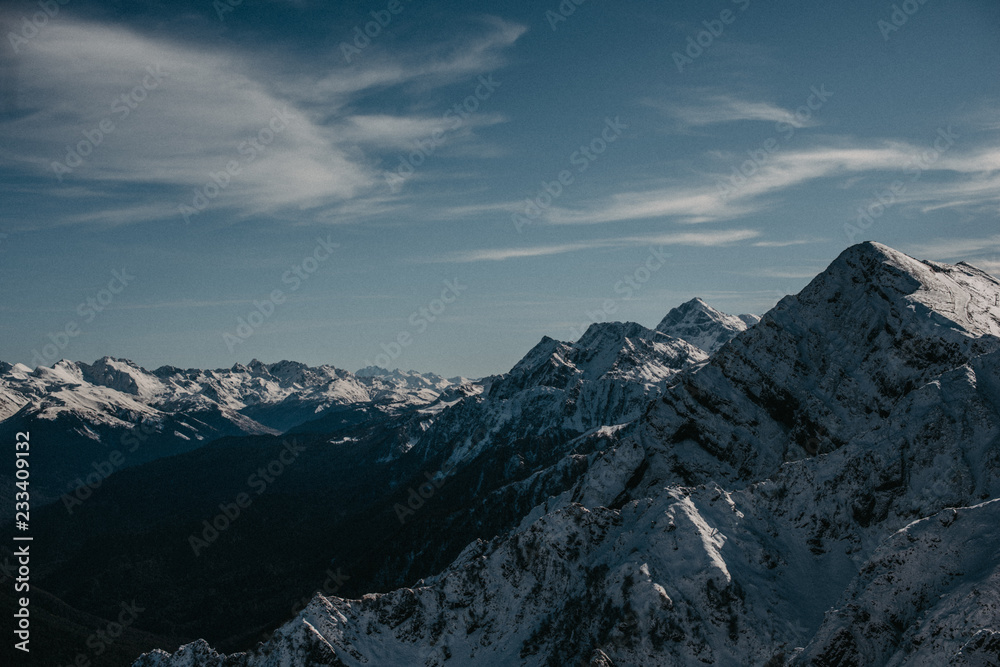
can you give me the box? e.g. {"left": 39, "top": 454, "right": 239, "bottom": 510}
{"left": 14, "top": 314, "right": 720, "bottom": 666}
{"left": 485, "top": 320, "right": 707, "bottom": 429}
{"left": 132, "top": 242, "right": 1000, "bottom": 666}
{"left": 656, "top": 297, "right": 759, "bottom": 354}
{"left": 0, "top": 360, "right": 247, "bottom": 513}
{"left": 82, "top": 357, "right": 459, "bottom": 431}
{"left": 0, "top": 359, "right": 468, "bottom": 512}
{"left": 643, "top": 241, "right": 1000, "bottom": 484}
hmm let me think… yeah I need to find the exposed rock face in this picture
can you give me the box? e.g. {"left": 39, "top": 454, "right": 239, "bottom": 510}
{"left": 0, "top": 358, "right": 469, "bottom": 510}
{"left": 126, "top": 244, "right": 1000, "bottom": 665}
{"left": 656, "top": 297, "right": 757, "bottom": 355}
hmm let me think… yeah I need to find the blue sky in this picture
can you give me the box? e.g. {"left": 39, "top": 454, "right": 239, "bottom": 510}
{"left": 1, "top": 0, "right": 998, "bottom": 378}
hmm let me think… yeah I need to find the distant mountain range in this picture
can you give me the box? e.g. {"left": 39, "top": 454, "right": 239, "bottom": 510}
{"left": 4, "top": 242, "right": 1000, "bottom": 666}
{"left": 0, "top": 358, "right": 470, "bottom": 510}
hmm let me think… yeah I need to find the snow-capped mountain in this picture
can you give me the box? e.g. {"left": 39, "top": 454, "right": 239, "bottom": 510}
{"left": 2, "top": 359, "right": 163, "bottom": 427}
{"left": 482, "top": 320, "right": 707, "bottom": 430}
{"left": 0, "top": 360, "right": 239, "bottom": 511}
{"left": 79, "top": 357, "right": 461, "bottom": 431}
{"left": 643, "top": 241, "right": 1000, "bottom": 484}
{"left": 133, "top": 242, "right": 1000, "bottom": 666}
{"left": 0, "top": 357, "right": 467, "bottom": 429}
{"left": 0, "top": 358, "right": 470, "bottom": 511}
{"left": 656, "top": 297, "right": 760, "bottom": 354}
{"left": 313, "top": 319, "right": 715, "bottom": 600}
{"left": 19, "top": 304, "right": 739, "bottom": 666}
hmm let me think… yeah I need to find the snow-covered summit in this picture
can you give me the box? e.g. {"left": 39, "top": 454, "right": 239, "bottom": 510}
{"left": 81, "top": 356, "right": 170, "bottom": 401}
{"left": 822, "top": 240, "right": 1000, "bottom": 338}
{"left": 2, "top": 357, "right": 480, "bottom": 461}
{"left": 505, "top": 321, "right": 704, "bottom": 386}
{"left": 643, "top": 241, "right": 1000, "bottom": 482}
{"left": 132, "top": 242, "right": 1000, "bottom": 667}
{"left": 655, "top": 297, "right": 758, "bottom": 354}
{"left": 355, "top": 365, "right": 466, "bottom": 389}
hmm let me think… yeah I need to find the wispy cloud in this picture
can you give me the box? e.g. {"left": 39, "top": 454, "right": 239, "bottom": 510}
{"left": 752, "top": 238, "right": 824, "bottom": 247}
{"left": 545, "top": 187, "right": 757, "bottom": 225}
{"left": 342, "top": 113, "right": 506, "bottom": 150}
{"left": 648, "top": 93, "right": 819, "bottom": 129}
{"left": 542, "top": 139, "right": 1000, "bottom": 226}
{"left": 900, "top": 234, "right": 1000, "bottom": 262}
{"left": 288, "top": 16, "right": 525, "bottom": 102}
{"left": 0, "top": 16, "right": 526, "bottom": 228}
{"left": 748, "top": 267, "right": 824, "bottom": 279}
{"left": 445, "top": 229, "right": 759, "bottom": 262}
{"left": 894, "top": 171, "right": 1000, "bottom": 214}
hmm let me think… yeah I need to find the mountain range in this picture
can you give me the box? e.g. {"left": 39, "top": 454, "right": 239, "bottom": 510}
{"left": 4, "top": 241, "right": 999, "bottom": 666}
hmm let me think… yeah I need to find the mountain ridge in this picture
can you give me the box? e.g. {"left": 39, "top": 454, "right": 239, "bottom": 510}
{"left": 8, "top": 300, "right": 754, "bottom": 666}
{"left": 129, "top": 242, "right": 1000, "bottom": 666}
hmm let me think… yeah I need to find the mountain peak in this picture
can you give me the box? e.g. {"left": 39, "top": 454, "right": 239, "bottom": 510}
{"left": 577, "top": 320, "right": 657, "bottom": 349}
{"left": 852, "top": 239, "right": 896, "bottom": 255}
{"left": 355, "top": 365, "right": 393, "bottom": 377}
{"left": 645, "top": 242, "right": 1000, "bottom": 483}
{"left": 656, "top": 298, "right": 754, "bottom": 354}
{"left": 79, "top": 356, "right": 165, "bottom": 399}
{"left": 495, "top": 320, "right": 705, "bottom": 406}
{"left": 808, "top": 242, "right": 1000, "bottom": 339}
{"left": 677, "top": 296, "right": 712, "bottom": 311}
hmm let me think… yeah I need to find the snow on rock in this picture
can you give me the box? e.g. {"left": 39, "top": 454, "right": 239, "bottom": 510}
{"left": 80, "top": 356, "right": 170, "bottom": 401}
{"left": 795, "top": 499, "right": 1000, "bottom": 666}
{"left": 483, "top": 320, "right": 706, "bottom": 435}
{"left": 119, "top": 243, "right": 1000, "bottom": 665}
{"left": 2, "top": 359, "right": 163, "bottom": 428}
{"left": 643, "top": 241, "right": 1000, "bottom": 484}
{"left": 0, "top": 357, "right": 472, "bottom": 438}
{"left": 655, "top": 297, "right": 758, "bottom": 355}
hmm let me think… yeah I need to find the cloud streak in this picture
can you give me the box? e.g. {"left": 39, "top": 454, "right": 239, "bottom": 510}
{"left": 652, "top": 94, "right": 819, "bottom": 129}
{"left": 446, "top": 229, "right": 760, "bottom": 262}
{"left": 0, "top": 16, "right": 526, "bottom": 228}
{"left": 540, "top": 139, "right": 1000, "bottom": 226}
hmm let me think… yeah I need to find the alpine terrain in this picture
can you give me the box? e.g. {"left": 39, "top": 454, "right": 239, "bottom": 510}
{"left": 3, "top": 242, "right": 999, "bottom": 666}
